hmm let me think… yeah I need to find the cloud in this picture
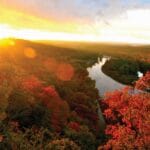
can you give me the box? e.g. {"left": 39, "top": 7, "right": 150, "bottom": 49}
{"left": 0, "top": 0, "right": 150, "bottom": 44}
{"left": 1, "top": 0, "right": 149, "bottom": 24}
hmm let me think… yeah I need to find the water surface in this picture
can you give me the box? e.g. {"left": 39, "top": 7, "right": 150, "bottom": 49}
{"left": 87, "top": 56, "right": 124, "bottom": 96}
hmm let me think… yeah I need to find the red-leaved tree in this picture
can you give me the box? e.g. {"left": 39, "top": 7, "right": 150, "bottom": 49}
{"left": 21, "top": 75, "right": 70, "bottom": 132}
{"left": 135, "top": 71, "right": 150, "bottom": 92}
{"left": 99, "top": 72, "right": 150, "bottom": 149}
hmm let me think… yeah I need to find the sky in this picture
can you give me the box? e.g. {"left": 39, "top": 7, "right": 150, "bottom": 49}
{"left": 0, "top": 0, "right": 150, "bottom": 44}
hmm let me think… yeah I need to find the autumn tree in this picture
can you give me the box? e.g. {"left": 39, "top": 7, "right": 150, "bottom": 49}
{"left": 22, "top": 76, "right": 70, "bottom": 131}
{"left": 99, "top": 72, "right": 150, "bottom": 149}
{"left": 6, "top": 88, "right": 51, "bottom": 129}
{"left": 65, "top": 125, "right": 96, "bottom": 150}
{"left": 45, "top": 138, "right": 81, "bottom": 150}
{"left": 0, "top": 125, "right": 53, "bottom": 150}
{"left": 135, "top": 71, "right": 150, "bottom": 92}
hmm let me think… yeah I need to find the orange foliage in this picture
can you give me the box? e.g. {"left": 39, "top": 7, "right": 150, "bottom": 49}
{"left": 136, "top": 71, "right": 150, "bottom": 92}
{"left": 39, "top": 85, "right": 70, "bottom": 132}
{"left": 100, "top": 72, "right": 150, "bottom": 149}
{"left": 21, "top": 75, "right": 70, "bottom": 132}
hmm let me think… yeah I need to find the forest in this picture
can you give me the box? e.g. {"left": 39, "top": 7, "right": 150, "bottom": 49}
{"left": 0, "top": 38, "right": 149, "bottom": 150}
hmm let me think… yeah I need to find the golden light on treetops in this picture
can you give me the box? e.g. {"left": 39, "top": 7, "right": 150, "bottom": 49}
{"left": 0, "top": 39, "right": 15, "bottom": 47}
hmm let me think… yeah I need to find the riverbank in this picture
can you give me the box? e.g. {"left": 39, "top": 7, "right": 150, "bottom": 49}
{"left": 102, "top": 58, "right": 150, "bottom": 85}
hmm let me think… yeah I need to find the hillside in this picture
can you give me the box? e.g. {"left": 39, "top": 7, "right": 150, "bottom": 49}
{"left": 0, "top": 38, "right": 149, "bottom": 149}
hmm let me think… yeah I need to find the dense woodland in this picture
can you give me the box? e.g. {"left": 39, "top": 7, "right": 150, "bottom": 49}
{"left": 102, "top": 58, "right": 150, "bottom": 85}
{"left": 0, "top": 39, "right": 149, "bottom": 150}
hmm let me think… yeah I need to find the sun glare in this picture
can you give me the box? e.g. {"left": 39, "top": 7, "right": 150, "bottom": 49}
{"left": 0, "top": 24, "right": 98, "bottom": 42}
{"left": 0, "top": 38, "right": 15, "bottom": 47}
{"left": 0, "top": 25, "right": 11, "bottom": 39}
{"left": 24, "top": 47, "right": 37, "bottom": 58}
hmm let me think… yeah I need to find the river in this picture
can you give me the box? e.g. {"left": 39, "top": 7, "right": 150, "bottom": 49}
{"left": 87, "top": 56, "right": 125, "bottom": 97}
{"left": 87, "top": 56, "right": 143, "bottom": 129}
